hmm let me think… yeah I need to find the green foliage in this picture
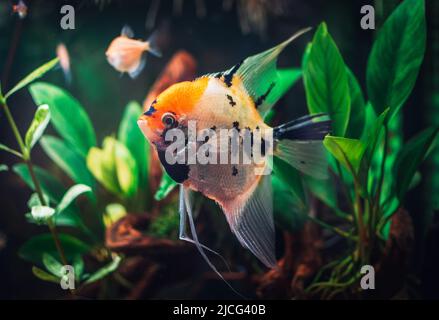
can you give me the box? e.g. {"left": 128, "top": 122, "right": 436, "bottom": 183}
{"left": 366, "top": 0, "right": 426, "bottom": 119}
{"left": 303, "top": 22, "right": 350, "bottom": 136}
{"left": 154, "top": 172, "right": 178, "bottom": 201}
{"left": 148, "top": 209, "right": 179, "bottom": 238}
{"left": 19, "top": 233, "right": 91, "bottom": 265}
{"left": 32, "top": 266, "right": 60, "bottom": 283}
{"left": 323, "top": 136, "right": 366, "bottom": 174}
{"left": 393, "top": 126, "right": 439, "bottom": 201}
{"left": 30, "top": 82, "right": 96, "bottom": 157}
{"left": 346, "top": 69, "right": 366, "bottom": 139}
{"left": 118, "top": 101, "right": 150, "bottom": 191}
{"left": 41, "top": 135, "right": 95, "bottom": 190}
{"left": 4, "top": 58, "right": 59, "bottom": 100}
{"left": 25, "top": 104, "right": 51, "bottom": 151}
{"left": 84, "top": 255, "right": 122, "bottom": 284}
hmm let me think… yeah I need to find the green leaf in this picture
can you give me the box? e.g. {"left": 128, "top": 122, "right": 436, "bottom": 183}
{"left": 0, "top": 143, "right": 22, "bottom": 157}
{"left": 345, "top": 69, "right": 365, "bottom": 139}
{"left": 29, "top": 82, "right": 96, "bottom": 157}
{"left": 25, "top": 104, "right": 51, "bottom": 150}
{"left": 42, "top": 253, "right": 64, "bottom": 278}
{"left": 0, "top": 164, "right": 8, "bottom": 171}
{"left": 31, "top": 205, "right": 55, "bottom": 222}
{"left": 103, "top": 203, "right": 127, "bottom": 227}
{"left": 362, "top": 108, "right": 390, "bottom": 166}
{"left": 114, "top": 140, "right": 138, "bottom": 197}
{"left": 85, "top": 255, "right": 122, "bottom": 284}
{"left": 323, "top": 136, "right": 366, "bottom": 174}
{"left": 303, "top": 22, "right": 351, "bottom": 136}
{"left": 87, "top": 137, "right": 121, "bottom": 195}
{"left": 56, "top": 184, "right": 92, "bottom": 214}
{"left": 118, "top": 101, "right": 150, "bottom": 190}
{"left": 366, "top": 0, "right": 426, "bottom": 118}
{"left": 27, "top": 193, "right": 50, "bottom": 209}
{"left": 4, "top": 58, "right": 59, "bottom": 100}
{"left": 40, "top": 135, "right": 95, "bottom": 189}
{"left": 154, "top": 171, "right": 178, "bottom": 201}
{"left": 32, "top": 266, "right": 60, "bottom": 284}
{"left": 19, "top": 233, "right": 91, "bottom": 265}
{"left": 393, "top": 126, "right": 439, "bottom": 200}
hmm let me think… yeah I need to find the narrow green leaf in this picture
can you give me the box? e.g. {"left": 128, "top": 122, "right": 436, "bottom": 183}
{"left": 366, "top": 0, "right": 426, "bottom": 118}
{"left": 29, "top": 82, "right": 96, "bottom": 157}
{"left": 5, "top": 58, "right": 59, "bottom": 99}
{"left": 118, "top": 101, "right": 150, "bottom": 190}
{"left": 346, "top": 69, "right": 365, "bottom": 139}
{"left": 114, "top": 141, "right": 138, "bottom": 197}
{"left": 40, "top": 135, "right": 95, "bottom": 189}
{"left": 19, "top": 233, "right": 91, "bottom": 265}
{"left": 56, "top": 184, "right": 92, "bottom": 214}
{"left": 393, "top": 126, "right": 439, "bottom": 200}
{"left": 85, "top": 255, "right": 122, "bottom": 284}
{"left": 42, "top": 253, "right": 64, "bottom": 278}
{"left": 73, "top": 255, "right": 84, "bottom": 281}
{"left": 32, "top": 266, "right": 60, "bottom": 284}
{"left": 303, "top": 22, "right": 351, "bottom": 136}
{"left": 0, "top": 143, "right": 22, "bottom": 158}
{"left": 154, "top": 171, "right": 178, "bottom": 201}
{"left": 323, "top": 136, "right": 366, "bottom": 174}
{"left": 25, "top": 104, "right": 51, "bottom": 150}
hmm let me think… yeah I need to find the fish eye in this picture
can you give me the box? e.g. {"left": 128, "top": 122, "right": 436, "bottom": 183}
{"left": 161, "top": 112, "right": 177, "bottom": 128}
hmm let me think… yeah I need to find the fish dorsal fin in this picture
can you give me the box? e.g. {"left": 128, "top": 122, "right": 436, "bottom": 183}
{"left": 121, "top": 25, "right": 134, "bottom": 38}
{"left": 205, "top": 28, "right": 311, "bottom": 117}
{"left": 223, "top": 175, "right": 276, "bottom": 268}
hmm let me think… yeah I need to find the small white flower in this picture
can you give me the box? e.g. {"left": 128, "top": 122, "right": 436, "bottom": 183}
{"left": 31, "top": 206, "right": 55, "bottom": 221}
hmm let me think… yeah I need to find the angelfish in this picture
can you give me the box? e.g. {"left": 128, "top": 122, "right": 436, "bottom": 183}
{"left": 138, "top": 28, "right": 330, "bottom": 282}
{"left": 106, "top": 25, "right": 162, "bottom": 78}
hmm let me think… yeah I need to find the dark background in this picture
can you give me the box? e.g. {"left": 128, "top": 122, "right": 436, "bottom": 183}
{"left": 0, "top": 0, "right": 437, "bottom": 299}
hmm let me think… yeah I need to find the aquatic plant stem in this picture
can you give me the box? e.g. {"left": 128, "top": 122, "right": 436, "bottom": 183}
{"left": 1, "top": 101, "right": 68, "bottom": 267}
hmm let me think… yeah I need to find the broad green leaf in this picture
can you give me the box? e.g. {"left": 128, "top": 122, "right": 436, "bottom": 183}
{"left": 13, "top": 164, "right": 85, "bottom": 228}
{"left": 87, "top": 137, "right": 121, "bottom": 195}
{"left": 29, "top": 82, "right": 96, "bottom": 157}
{"left": 323, "top": 136, "right": 366, "bottom": 174}
{"left": 267, "top": 68, "right": 302, "bottom": 107}
{"left": 393, "top": 126, "right": 439, "bottom": 200}
{"left": 103, "top": 203, "right": 127, "bottom": 227}
{"left": 42, "top": 253, "right": 64, "bottom": 278}
{"left": 32, "top": 266, "right": 59, "bottom": 283}
{"left": 40, "top": 135, "right": 95, "bottom": 189}
{"left": 19, "top": 233, "right": 91, "bottom": 265}
{"left": 362, "top": 108, "right": 390, "bottom": 166}
{"left": 4, "top": 58, "right": 59, "bottom": 100}
{"left": 85, "top": 255, "right": 122, "bottom": 284}
{"left": 346, "top": 69, "right": 365, "bottom": 139}
{"left": 114, "top": 141, "right": 138, "bottom": 197}
{"left": 0, "top": 143, "right": 22, "bottom": 157}
{"left": 31, "top": 205, "right": 55, "bottom": 222}
{"left": 366, "top": 0, "right": 426, "bottom": 118}
{"left": 56, "top": 184, "right": 92, "bottom": 214}
{"left": 303, "top": 22, "right": 351, "bottom": 136}
{"left": 118, "top": 101, "right": 150, "bottom": 190}
{"left": 154, "top": 171, "right": 178, "bottom": 201}
{"left": 360, "top": 102, "right": 377, "bottom": 141}
{"left": 25, "top": 104, "right": 50, "bottom": 150}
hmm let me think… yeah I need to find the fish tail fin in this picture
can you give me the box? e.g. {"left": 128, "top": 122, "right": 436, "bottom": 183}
{"left": 273, "top": 113, "right": 331, "bottom": 179}
{"left": 146, "top": 31, "right": 162, "bottom": 57}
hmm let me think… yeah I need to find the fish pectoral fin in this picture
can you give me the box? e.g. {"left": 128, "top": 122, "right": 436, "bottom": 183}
{"left": 223, "top": 175, "right": 276, "bottom": 268}
{"left": 128, "top": 54, "right": 147, "bottom": 79}
{"left": 121, "top": 24, "right": 134, "bottom": 38}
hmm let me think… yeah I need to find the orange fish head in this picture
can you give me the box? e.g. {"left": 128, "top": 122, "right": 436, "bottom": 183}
{"left": 138, "top": 78, "right": 208, "bottom": 149}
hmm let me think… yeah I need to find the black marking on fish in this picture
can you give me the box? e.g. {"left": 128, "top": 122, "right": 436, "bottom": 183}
{"left": 214, "top": 72, "right": 222, "bottom": 79}
{"left": 300, "top": 160, "right": 306, "bottom": 164}
{"left": 226, "top": 94, "right": 236, "bottom": 107}
{"left": 255, "top": 82, "right": 276, "bottom": 108}
{"left": 256, "top": 126, "right": 260, "bottom": 130}
{"left": 157, "top": 149, "right": 189, "bottom": 183}
{"left": 223, "top": 60, "right": 243, "bottom": 87}
{"left": 204, "top": 135, "right": 210, "bottom": 142}
{"left": 211, "top": 125, "right": 217, "bottom": 131}
{"left": 144, "top": 99, "right": 158, "bottom": 116}
{"left": 232, "top": 121, "right": 240, "bottom": 131}
{"left": 261, "top": 138, "right": 266, "bottom": 156}
{"left": 232, "top": 166, "right": 238, "bottom": 176}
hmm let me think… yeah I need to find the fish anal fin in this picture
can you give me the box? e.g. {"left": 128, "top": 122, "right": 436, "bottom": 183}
{"left": 221, "top": 175, "right": 276, "bottom": 268}
{"left": 128, "top": 54, "right": 147, "bottom": 79}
